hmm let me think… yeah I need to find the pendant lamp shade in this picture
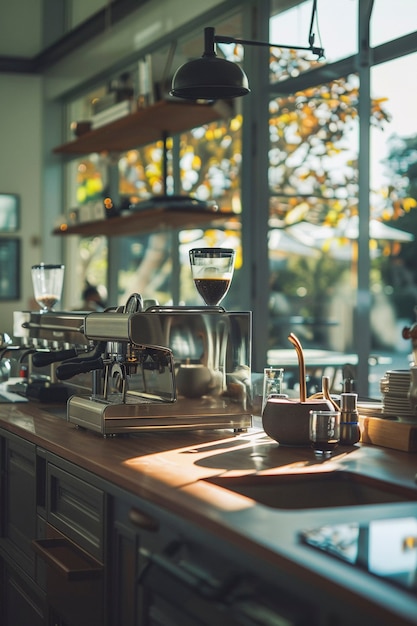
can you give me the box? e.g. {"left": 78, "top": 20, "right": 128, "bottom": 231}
{"left": 171, "top": 55, "right": 250, "bottom": 100}
{"left": 171, "top": 27, "right": 250, "bottom": 100}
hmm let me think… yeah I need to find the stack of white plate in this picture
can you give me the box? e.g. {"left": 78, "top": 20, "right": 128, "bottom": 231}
{"left": 380, "top": 369, "right": 417, "bottom": 421}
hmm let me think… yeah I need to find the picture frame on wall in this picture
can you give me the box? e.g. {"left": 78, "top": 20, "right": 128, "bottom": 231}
{"left": 0, "top": 193, "right": 19, "bottom": 232}
{"left": 0, "top": 238, "right": 20, "bottom": 300}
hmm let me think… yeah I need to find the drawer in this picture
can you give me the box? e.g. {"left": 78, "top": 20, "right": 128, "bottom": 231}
{"left": 33, "top": 524, "right": 104, "bottom": 626}
{"left": 47, "top": 463, "right": 105, "bottom": 561}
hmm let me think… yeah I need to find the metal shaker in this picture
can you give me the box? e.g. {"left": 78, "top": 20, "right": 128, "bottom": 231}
{"left": 339, "top": 392, "right": 361, "bottom": 445}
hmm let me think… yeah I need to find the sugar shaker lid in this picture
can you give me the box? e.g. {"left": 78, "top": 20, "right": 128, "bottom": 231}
{"left": 340, "top": 392, "right": 358, "bottom": 411}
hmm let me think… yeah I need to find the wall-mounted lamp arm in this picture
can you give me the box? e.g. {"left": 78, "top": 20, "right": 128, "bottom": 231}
{"left": 211, "top": 0, "right": 323, "bottom": 58}
{"left": 214, "top": 34, "right": 325, "bottom": 59}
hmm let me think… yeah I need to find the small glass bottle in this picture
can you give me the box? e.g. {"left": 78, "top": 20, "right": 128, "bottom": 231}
{"left": 339, "top": 392, "right": 361, "bottom": 445}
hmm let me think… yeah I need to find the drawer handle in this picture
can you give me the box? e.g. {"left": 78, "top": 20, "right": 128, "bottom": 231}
{"left": 32, "top": 538, "right": 103, "bottom": 581}
{"left": 129, "top": 507, "right": 159, "bottom": 532}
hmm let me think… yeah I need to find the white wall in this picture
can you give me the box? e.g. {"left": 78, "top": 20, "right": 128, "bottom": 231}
{"left": 0, "top": 73, "right": 43, "bottom": 335}
{"left": 0, "top": 0, "right": 42, "bottom": 56}
{"left": 70, "top": 0, "right": 108, "bottom": 29}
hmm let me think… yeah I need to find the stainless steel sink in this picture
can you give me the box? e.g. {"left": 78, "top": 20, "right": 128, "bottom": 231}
{"left": 204, "top": 471, "right": 417, "bottom": 509}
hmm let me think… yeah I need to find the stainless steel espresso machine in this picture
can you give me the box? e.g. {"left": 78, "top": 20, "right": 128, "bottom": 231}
{"left": 53, "top": 296, "right": 253, "bottom": 436}
{"left": 7, "top": 310, "right": 94, "bottom": 402}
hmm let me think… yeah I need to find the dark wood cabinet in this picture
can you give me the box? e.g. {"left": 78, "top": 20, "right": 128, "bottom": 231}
{"left": 0, "top": 431, "right": 106, "bottom": 626}
{"left": 0, "top": 430, "right": 37, "bottom": 576}
{"left": 1, "top": 561, "right": 46, "bottom": 626}
{"left": 0, "top": 429, "right": 46, "bottom": 625}
{"left": 0, "top": 426, "right": 317, "bottom": 626}
{"left": 2, "top": 422, "right": 387, "bottom": 626}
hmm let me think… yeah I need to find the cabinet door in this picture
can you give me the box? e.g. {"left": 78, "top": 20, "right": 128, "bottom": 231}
{"left": 0, "top": 431, "right": 37, "bottom": 578}
{"left": 110, "top": 496, "right": 161, "bottom": 626}
{"left": 138, "top": 542, "right": 235, "bottom": 626}
{"left": 111, "top": 510, "right": 140, "bottom": 626}
{"left": 47, "top": 462, "right": 105, "bottom": 561}
{"left": 1, "top": 556, "right": 46, "bottom": 626}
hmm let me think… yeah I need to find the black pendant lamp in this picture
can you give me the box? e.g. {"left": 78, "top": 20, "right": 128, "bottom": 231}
{"left": 171, "top": 1, "right": 324, "bottom": 101}
{"left": 171, "top": 27, "right": 250, "bottom": 100}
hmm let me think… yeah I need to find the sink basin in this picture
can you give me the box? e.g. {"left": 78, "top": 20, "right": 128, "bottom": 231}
{"left": 204, "top": 471, "right": 417, "bottom": 509}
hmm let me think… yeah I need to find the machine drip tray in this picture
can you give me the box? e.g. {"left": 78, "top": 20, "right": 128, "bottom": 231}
{"left": 67, "top": 394, "right": 252, "bottom": 436}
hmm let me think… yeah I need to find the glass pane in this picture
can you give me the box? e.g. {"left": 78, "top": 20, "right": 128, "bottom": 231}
{"left": 73, "top": 236, "right": 108, "bottom": 310}
{"left": 178, "top": 116, "right": 243, "bottom": 210}
{"left": 118, "top": 233, "right": 173, "bottom": 306}
{"left": 119, "top": 140, "right": 171, "bottom": 202}
{"left": 370, "top": 53, "right": 417, "bottom": 368}
{"left": 268, "top": 76, "right": 360, "bottom": 354}
{"left": 63, "top": 154, "right": 108, "bottom": 310}
{"left": 75, "top": 154, "right": 107, "bottom": 205}
{"left": 270, "top": 0, "right": 357, "bottom": 80}
{"left": 371, "top": 0, "right": 417, "bottom": 47}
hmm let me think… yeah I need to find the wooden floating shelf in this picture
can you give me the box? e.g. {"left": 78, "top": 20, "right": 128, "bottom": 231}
{"left": 53, "top": 100, "right": 230, "bottom": 155}
{"left": 53, "top": 209, "right": 239, "bottom": 238}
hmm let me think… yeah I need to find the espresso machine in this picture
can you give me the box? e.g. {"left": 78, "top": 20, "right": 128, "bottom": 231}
{"left": 57, "top": 296, "right": 252, "bottom": 436}
{"left": 9, "top": 310, "right": 95, "bottom": 401}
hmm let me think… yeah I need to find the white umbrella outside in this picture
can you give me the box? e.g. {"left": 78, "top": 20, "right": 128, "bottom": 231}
{"left": 286, "top": 222, "right": 361, "bottom": 261}
{"left": 268, "top": 229, "right": 320, "bottom": 258}
{"left": 339, "top": 215, "right": 414, "bottom": 243}
{"left": 286, "top": 222, "right": 333, "bottom": 247}
{"left": 287, "top": 217, "right": 413, "bottom": 260}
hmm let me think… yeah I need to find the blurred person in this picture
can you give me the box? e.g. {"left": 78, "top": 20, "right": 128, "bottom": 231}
{"left": 81, "top": 282, "right": 107, "bottom": 311}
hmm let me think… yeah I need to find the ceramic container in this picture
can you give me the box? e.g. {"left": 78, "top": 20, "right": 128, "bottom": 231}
{"left": 262, "top": 397, "right": 334, "bottom": 446}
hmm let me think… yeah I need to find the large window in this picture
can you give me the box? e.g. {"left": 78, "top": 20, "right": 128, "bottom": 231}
{"left": 267, "top": 76, "right": 360, "bottom": 353}
{"left": 266, "top": 0, "right": 417, "bottom": 395}
{"left": 370, "top": 52, "right": 417, "bottom": 349}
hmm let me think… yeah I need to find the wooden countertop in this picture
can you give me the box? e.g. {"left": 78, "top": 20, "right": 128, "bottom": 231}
{"left": 1, "top": 401, "right": 417, "bottom": 625}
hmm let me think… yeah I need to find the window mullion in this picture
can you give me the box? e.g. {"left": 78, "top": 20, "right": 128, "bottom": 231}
{"left": 355, "top": 0, "right": 373, "bottom": 397}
